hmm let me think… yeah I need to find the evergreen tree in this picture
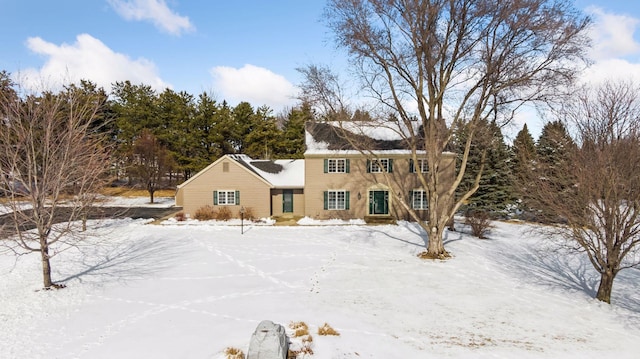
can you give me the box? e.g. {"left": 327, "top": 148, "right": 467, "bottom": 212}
{"left": 231, "top": 101, "right": 256, "bottom": 153}
{"left": 244, "top": 106, "right": 282, "bottom": 159}
{"left": 511, "top": 123, "right": 538, "bottom": 213}
{"left": 278, "top": 102, "right": 313, "bottom": 158}
{"left": 456, "top": 119, "right": 515, "bottom": 214}
{"left": 536, "top": 120, "right": 576, "bottom": 166}
{"left": 512, "top": 123, "right": 537, "bottom": 168}
{"left": 157, "top": 89, "right": 197, "bottom": 181}
{"left": 529, "top": 120, "right": 577, "bottom": 222}
{"left": 193, "top": 92, "right": 223, "bottom": 167}
{"left": 215, "top": 101, "right": 237, "bottom": 155}
{"left": 110, "top": 81, "right": 159, "bottom": 182}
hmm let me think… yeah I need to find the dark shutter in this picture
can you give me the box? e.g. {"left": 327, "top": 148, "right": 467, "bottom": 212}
{"left": 345, "top": 191, "right": 350, "bottom": 210}
{"left": 235, "top": 190, "right": 240, "bottom": 205}
{"left": 409, "top": 159, "right": 415, "bottom": 173}
{"left": 345, "top": 159, "right": 350, "bottom": 173}
{"left": 324, "top": 159, "right": 328, "bottom": 173}
{"left": 323, "top": 191, "right": 328, "bottom": 210}
{"left": 213, "top": 191, "right": 218, "bottom": 205}
{"left": 366, "top": 159, "right": 371, "bottom": 173}
{"left": 388, "top": 159, "right": 393, "bottom": 173}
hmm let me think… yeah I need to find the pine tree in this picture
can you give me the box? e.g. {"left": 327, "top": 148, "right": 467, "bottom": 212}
{"left": 244, "top": 106, "right": 282, "bottom": 159}
{"left": 193, "top": 92, "right": 223, "bottom": 168}
{"left": 278, "top": 102, "right": 313, "bottom": 158}
{"left": 455, "top": 119, "right": 515, "bottom": 215}
{"left": 511, "top": 123, "right": 538, "bottom": 214}
{"left": 528, "top": 120, "right": 577, "bottom": 222}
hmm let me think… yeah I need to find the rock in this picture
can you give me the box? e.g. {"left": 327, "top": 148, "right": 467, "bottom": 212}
{"left": 247, "top": 320, "right": 289, "bottom": 359}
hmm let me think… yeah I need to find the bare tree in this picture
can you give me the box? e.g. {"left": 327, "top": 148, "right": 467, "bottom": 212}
{"left": 0, "top": 81, "right": 112, "bottom": 289}
{"left": 130, "top": 129, "right": 174, "bottom": 204}
{"left": 524, "top": 81, "right": 640, "bottom": 303}
{"left": 304, "top": 0, "right": 590, "bottom": 257}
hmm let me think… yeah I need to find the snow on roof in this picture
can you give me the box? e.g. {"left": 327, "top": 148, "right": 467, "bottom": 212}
{"left": 305, "top": 121, "right": 419, "bottom": 155}
{"left": 228, "top": 154, "right": 305, "bottom": 188}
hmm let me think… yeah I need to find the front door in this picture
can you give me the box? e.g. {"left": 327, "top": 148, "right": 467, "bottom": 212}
{"left": 369, "top": 190, "right": 389, "bottom": 215}
{"left": 282, "top": 189, "right": 294, "bottom": 213}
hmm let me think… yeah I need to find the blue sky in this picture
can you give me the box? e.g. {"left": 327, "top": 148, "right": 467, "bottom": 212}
{"left": 2, "top": 0, "right": 640, "bottom": 135}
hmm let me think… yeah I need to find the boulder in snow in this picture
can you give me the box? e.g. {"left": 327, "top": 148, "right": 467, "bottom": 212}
{"left": 247, "top": 320, "right": 289, "bottom": 359}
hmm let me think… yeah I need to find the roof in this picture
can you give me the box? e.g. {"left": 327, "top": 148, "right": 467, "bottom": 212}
{"left": 227, "top": 154, "right": 305, "bottom": 188}
{"left": 304, "top": 121, "right": 422, "bottom": 155}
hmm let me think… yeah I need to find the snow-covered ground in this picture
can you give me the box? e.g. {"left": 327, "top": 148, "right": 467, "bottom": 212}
{"left": 1, "top": 215, "right": 639, "bottom": 358}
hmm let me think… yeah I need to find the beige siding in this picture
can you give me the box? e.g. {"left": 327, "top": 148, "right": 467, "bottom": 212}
{"left": 304, "top": 154, "right": 456, "bottom": 220}
{"left": 271, "top": 189, "right": 305, "bottom": 217}
{"left": 177, "top": 159, "right": 272, "bottom": 218}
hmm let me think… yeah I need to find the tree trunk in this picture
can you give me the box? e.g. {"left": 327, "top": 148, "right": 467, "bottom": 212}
{"left": 40, "top": 240, "right": 53, "bottom": 289}
{"left": 427, "top": 225, "right": 447, "bottom": 256}
{"left": 149, "top": 189, "right": 155, "bottom": 204}
{"left": 596, "top": 269, "right": 616, "bottom": 304}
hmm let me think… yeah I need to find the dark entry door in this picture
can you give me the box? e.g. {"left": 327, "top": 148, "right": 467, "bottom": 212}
{"left": 283, "top": 189, "right": 294, "bottom": 213}
{"left": 369, "top": 190, "right": 389, "bottom": 215}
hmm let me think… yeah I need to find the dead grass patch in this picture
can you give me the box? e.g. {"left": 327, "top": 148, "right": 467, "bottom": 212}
{"left": 317, "top": 323, "right": 340, "bottom": 336}
{"left": 99, "top": 187, "right": 175, "bottom": 197}
{"left": 288, "top": 321, "right": 313, "bottom": 358}
{"left": 224, "top": 347, "right": 245, "bottom": 359}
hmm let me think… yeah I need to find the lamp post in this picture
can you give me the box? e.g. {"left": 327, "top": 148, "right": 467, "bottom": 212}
{"left": 240, "top": 206, "right": 245, "bottom": 235}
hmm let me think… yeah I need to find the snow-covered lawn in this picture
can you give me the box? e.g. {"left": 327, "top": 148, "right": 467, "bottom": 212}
{"left": 1, "top": 218, "right": 639, "bottom": 358}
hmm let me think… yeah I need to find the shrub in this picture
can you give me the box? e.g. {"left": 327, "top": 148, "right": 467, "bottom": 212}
{"left": 193, "top": 205, "right": 217, "bottom": 220}
{"left": 288, "top": 343, "right": 313, "bottom": 357}
{"left": 317, "top": 323, "right": 340, "bottom": 336}
{"left": 465, "top": 210, "right": 493, "bottom": 239}
{"left": 224, "top": 347, "right": 245, "bottom": 359}
{"left": 239, "top": 207, "right": 256, "bottom": 221}
{"left": 174, "top": 211, "right": 186, "bottom": 221}
{"left": 289, "top": 321, "right": 309, "bottom": 337}
{"left": 216, "top": 206, "right": 233, "bottom": 221}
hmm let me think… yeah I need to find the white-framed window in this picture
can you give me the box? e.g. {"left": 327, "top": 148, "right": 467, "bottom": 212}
{"left": 369, "top": 158, "right": 392, "bottom": 173}
{"left": 326, "top": 158, "right": 349, "bottom": 173}
{"left": 411, "top": 159, "right": 429, "bottom": 173}
{"left": 411, "top": 190, "right": 428, "bottom": 210}
{"left": 324, "top": 190, "right": 350, "bottom": 210}
{"left": 214, "top": 190, "right": 238, "bottom": 205}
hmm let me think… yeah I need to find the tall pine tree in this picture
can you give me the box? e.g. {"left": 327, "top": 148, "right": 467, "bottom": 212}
{"left": 455, "top": 119, "right": 515, "bottom": 215}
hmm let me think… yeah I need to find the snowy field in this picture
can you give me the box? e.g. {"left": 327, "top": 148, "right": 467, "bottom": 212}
{"left": 1, "top": 215, "right": 640, "bottom": 358}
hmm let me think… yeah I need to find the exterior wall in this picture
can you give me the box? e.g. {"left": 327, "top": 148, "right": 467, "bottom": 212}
{"left": 304, "top": 153, "right": 456, "bottom": 221}
{"left": 176, "top": 158, "right": 272, "bottom": 219}
{"left": 270, "top": 188, "right": 305, "bottom": 217}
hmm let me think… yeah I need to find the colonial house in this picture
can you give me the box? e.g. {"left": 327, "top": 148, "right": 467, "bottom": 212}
{"left": 175, "top": 122, "right": 455, "bottom": 222}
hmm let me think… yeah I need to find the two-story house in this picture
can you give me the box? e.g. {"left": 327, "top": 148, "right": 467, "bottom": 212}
{"left": 175, "top": 122, "right": 455, "bottom": 222}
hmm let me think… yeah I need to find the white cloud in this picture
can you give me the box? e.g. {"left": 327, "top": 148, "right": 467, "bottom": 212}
{"left": 108, "top": 0, "right": 194, "bottom": 36}
{"left": 210, "top": 64, "right": 297, "bottom": 110}
{"left": 581, "top": 58, "right": 640, "bottom": 84}
{"left": 19, "top": 34, "right": 170, "bottom": 92}
{"left": 580, "top": 7, "right": 640, "bottom": 85}
{"left": 586, "top": 6, "right": 640, "bottom": 61}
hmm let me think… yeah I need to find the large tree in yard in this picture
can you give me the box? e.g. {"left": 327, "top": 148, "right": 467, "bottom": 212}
{"left": 524, "top": 81, "right": 640, "bottom": 303}
{"left": 0, "top": 79, "right": 112, "bottom": 289}
{"left": 309, "top": 0, "right": 590, "bottom": 257}
{"left": 131, "top": 129, "right": 174, "bottom": 204}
